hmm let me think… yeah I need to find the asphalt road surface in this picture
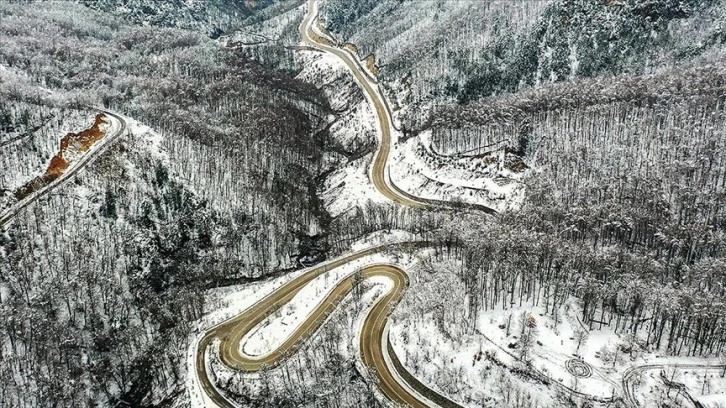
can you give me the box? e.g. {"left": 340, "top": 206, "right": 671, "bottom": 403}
{"left": 195, "top": 243, "right": 451, "bottom": 407}
{"left": 194, "top": 0, "right": 489, "bottom": 406}
{"left": 299, "top": 0, "right": 419, "bottom": 208}
{"left": 196, "top": 245, "right": 461, "bottom": 407}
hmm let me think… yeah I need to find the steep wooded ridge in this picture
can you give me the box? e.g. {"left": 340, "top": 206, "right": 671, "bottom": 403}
{"left": 322, "top": 0, "right": 725, "bottom": 104}
{"left": 0, "top": 1, "right": 342, "bottom": 407}
{"left": 79, "top": 0, "right": 281, "bottom": 35}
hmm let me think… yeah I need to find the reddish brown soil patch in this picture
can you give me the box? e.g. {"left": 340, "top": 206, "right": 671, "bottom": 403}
{"left": 15, "top": 114, "right": 108, "bottom": 200}
{"left": 315, "top": 20, "right": 338, "bottom": 47}
{"left": 508, "top": 161, "right": 528, "bottom": 172}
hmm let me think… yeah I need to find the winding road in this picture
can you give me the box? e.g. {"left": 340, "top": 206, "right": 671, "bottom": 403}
{"left": 299, "top": 0, "right": 418, "bottom": 208}
{"left": 1, "top": 5, "right": 718, "bottom": 406}
{"left": 622, "top": 363, "right": 726, "bottom": 408}
{"left": 194, "top": 1, "right": 726, "bottom": 407}
{"left": 300, "top": 0, "right": 496, "bottom": 215}
{"left": 195, "top": 242, "right": 466, "bottom": 408}
{"left": 193, "top": 1, "right": 479, "bottom": 406}
{"left": 0, "top": 110, "right": 126, "bottom": 228}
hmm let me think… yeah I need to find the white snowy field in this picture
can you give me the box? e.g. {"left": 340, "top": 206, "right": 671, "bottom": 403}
{"left": 387, "top": 258, "right": 569, "bottom": 407}
{"left": 629, "top": 365, "right": 726, "bottom": 408}
{"left": 679, "top": 368, "right": 726, "bottom": 407}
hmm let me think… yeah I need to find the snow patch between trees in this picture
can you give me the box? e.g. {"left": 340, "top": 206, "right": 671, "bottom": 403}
{"left": 390, "top": 130, "right": 526, "bottom": 213}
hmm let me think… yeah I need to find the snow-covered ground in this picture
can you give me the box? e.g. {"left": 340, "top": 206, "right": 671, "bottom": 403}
{"left": 389, "top": 130, "right": 526, "bottom": 213}
{"left": 321, "top": 153, "right": 389, "bottom": 216}
{"left": 386, "top": 258, "right": 566, "bottom": 407}
{"left": 187, "top": 234, "right": 726, "bottom": 407}
{"left": 630, "top": 365, "right": 726, "bottom": 408}
{"left": 386, "top": 255, "right": 726, "bottom": 407}
{"left": 680, "top": 368, "right": 726, "bottom": 407}
{"left": 184, "top": 4, "right": 723, "bottom": 408}
{"left": 240, "top": 253, "right": 394, "bottom": 357}
{"left": 468, "top": 299, "right": 618, "bottom": 400}
{"left": 294, "top": 26, "right": 527, "bottom": 217}
{"left": 205, "top": 272, "right": 398, "bottom": 404}
{"left": 186, "top": 4, "right": 534, "bottom": 405}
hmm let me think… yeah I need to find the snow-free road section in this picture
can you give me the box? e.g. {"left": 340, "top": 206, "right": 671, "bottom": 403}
{"left": 194, "top": 0, "right": 494, "bottom": 406}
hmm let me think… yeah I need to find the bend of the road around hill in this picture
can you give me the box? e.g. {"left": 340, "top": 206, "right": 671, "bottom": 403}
{"left": 622, "top": 363, "right": 726, "bottom": 408}
{"left": 0, "top": 110, "right": 127, "bottom": 228}
{"left": 300, "top": 0, "right": 416, "bottom": 208}
{"left": 195, "top": 243, "right": 466, "bottom": 408}
{"left": 195, "top": 0, "right": 498, "bottom": 406}
{"left": 300, "top": 0, "right": 496, "bottom": 215}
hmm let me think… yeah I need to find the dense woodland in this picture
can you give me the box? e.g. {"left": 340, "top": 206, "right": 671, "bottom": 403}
{"left": 2, "top": 0, "right": 726, "bottom": 407}
{"left": 0, "top": 1, "right": 348, "bottom": 407}
{"left": 80, "top": 0, "right": 283, "bottom": 34}
{"left": 322, "top": 0, "right": 726, "bottom": 113}
{"left": 414, "top": 66, "right": 726, "bottom": 359}
{"left": 320, "top": 0, "right": 726, "bottom": 362}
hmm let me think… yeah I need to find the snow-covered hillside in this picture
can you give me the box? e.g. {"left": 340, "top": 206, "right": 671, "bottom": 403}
{"left": 3, "top": 0, "right": 726, "bottom": 407}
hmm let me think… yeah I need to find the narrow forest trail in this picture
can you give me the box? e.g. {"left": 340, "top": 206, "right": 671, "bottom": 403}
{"left": 0, "top": 110, "right": 126, "bottom": 228}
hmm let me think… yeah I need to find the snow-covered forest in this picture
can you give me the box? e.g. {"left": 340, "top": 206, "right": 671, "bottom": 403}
{"left": 2, "top": 0, "right": 726, "bottom": 407}
{"left": 0, "top": 1, "right": 336, "bottom": 406}
{"left": 322, "top": 0, "right": 726, "bottom": 105}
{"left": 318, "top": 0, "right": 726, "bottom": 406}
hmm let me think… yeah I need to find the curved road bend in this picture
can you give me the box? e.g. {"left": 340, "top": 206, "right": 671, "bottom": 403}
{"left": 300, "top": 0, "right": 495, "bottom": 216}
{"left": 197, "top": 1, "right": 726, "bottom": 406}
{"left": 198, "top": 260, "right": 461, "bottom": 408}
{"left": 196, "top": 0, "right": 493, "bottom": 406}
{"left": 622, "top": 363, "right": 726, "bottom": 408}
{"left": 196, "top": 243, "right": 463, "bottom": 408}
{"left": 0, "top": 110, "right": 126, "bottom": 228}
{"left": 299, "top": 1, "right": 414, "bottom": 207}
